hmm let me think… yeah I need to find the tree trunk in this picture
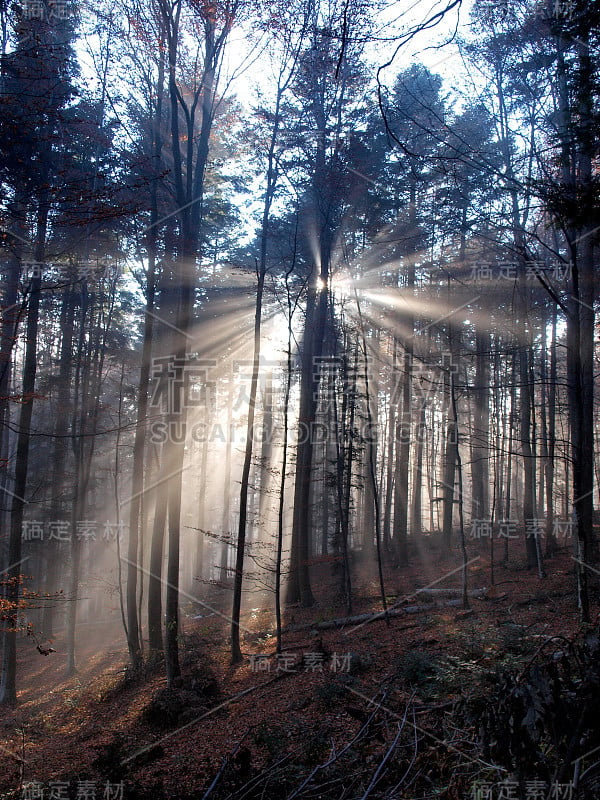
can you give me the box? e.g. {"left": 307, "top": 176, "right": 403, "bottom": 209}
{"left": 471, "top": 329, "right": 490, "bottom": 523}
{"left": 125, "top": 37, "right": 164, "bottom": 670}
{"left": 231, "top": 270, "right": 265, "bottom": 663}
{"left": 0, "top": 201, "right": 45, "bottom": 704}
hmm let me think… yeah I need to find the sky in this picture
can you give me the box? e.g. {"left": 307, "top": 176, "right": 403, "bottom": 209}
{"left": 219, "top": 0, "right": 477, "bottom": 247}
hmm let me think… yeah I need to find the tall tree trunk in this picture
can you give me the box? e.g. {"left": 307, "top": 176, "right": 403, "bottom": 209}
{"left": 393, "top": 347, "right": 411, "bottom": 564}
{"left": 231, "top": 269, "right": 265, "bottom": 663}
{"left": 392, "top": 183, "right": 416, "bottom": 564}
{"left": 147, "top": 472, "right": 168, "bottom": 657}
{"left": 356, "top": 297, "right": 387, "bottom": 623}
{"left": 411, "top": 400, "right": 426, "bottom": 537}
{"left": 42, "top": 283, "right": 76, "bottom": 637}
{"left": 287, "top": 278, "right": 319, "bottom": 607}
{"left": 442, "top": 305, "right": 458, "bottom": 554}
{"left": 275, "top": 269, "right": 296, "bottom": 652}
{"left": 471, "top": 329, "right": 490, "bottom": 523}
{"left": 219, "top": 377, "right": 233, "bottom": 583}
{"left": 125, "top": 37, "right": 164, "bottom": 670}
{"left": 503, "top": 352, "right": 517, "bottom": 565}
{"left": 515, "top": 254, "right": 543, "bottom": 577}
{"left": 159, "top": 0, "right": 223, "bottom": 685}
{"left": 67, "top": 277, "right": 117, "bottom": 674}
{"left": 0, "top": 195, "right": 46, "bottom": 704}
{"left": 568, "top": 29, "right": 595, "bottom": 619}
{"left": 382, "top": 340, "right": 396, "bottom": 553}
{"left": 544, "top": 306, "right": 558, "bottom": 554}
{"left": 0, "top": 195, "right": 26, "bottom": 540}
{"left": 232, "top": 77, "right": 287, "bottom": 658}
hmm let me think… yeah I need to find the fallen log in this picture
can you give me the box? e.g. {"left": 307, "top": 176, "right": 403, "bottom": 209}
{"left": 359, "top": 587, "right": 488, "bottom": 603}
{"left": 414, "top": 587, "right": 487, "bottom": 598}
{"left": 280, "top": 589, "right": 488, "bottom": 634}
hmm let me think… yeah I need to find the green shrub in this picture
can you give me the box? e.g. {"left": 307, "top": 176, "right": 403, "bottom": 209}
{"left": 396, "top": 650, "right": 440, "bottom": 686}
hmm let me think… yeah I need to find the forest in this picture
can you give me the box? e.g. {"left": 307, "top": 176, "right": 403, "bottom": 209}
{"left": 1, "top": 0, "right": 600, "bottom": 797}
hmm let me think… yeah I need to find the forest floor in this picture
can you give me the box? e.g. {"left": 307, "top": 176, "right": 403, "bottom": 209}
{"left": 1, "top": 537, "right": 598, "bottom": 800}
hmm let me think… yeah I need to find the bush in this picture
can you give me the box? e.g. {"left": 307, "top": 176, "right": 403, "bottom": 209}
{"left": 143, "top": 687, "right": 207, "bottom": 728}
{"left": 395, "top": 650, "right": 440, "bottom": 686}
{"left": 316, "top": 675, "right": 354, "bottom": 709}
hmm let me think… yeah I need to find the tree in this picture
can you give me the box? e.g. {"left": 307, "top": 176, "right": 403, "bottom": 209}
{"left": 230, "top": 0, "right": 309, "bottom": 662}
{"left": 287, "top": 4, "right": 368, "bottom": 606}
{"left": 0, "top": 0, "right": 80, "bottom": 703}
{"left": 144, "top": 0, "right": 239, "bottom": 684}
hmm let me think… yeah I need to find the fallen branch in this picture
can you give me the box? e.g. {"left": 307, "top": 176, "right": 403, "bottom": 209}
{"left": 285, "top": 688, "right": 388, "bottom": 800}
{"left": 359, "top": 709, "right": 409, "bottom": 800}
{"left": 202, "top": 731, "right": 249, "bottom": 800}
